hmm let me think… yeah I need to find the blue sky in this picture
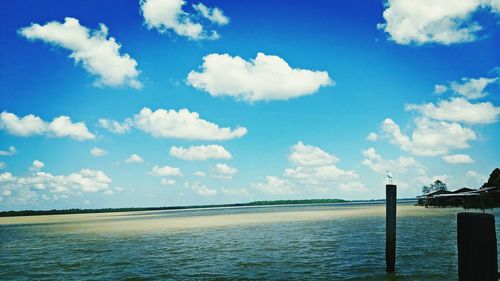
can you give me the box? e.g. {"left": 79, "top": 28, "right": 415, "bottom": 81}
{"left": 1, "top": 0, "right": 499, "bottom": 210}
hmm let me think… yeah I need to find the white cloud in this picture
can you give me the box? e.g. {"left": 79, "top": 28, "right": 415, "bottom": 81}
{"left": 125, "top": 154, "right": 144, "bottom": 164}
{"left": 0, "top": 111, "right": 95, "bottom": 141}
{"left": 442, "top": 154, "right": 475, "bottom": 164}
{"left": 0, "top": 172, "right": 16, "bottom": 182}
{"left": 450, "top": 77, "right": 498, "bottom": 99}
{"left": 48, "top": 116, "right": 96, "bottom": 140}
{"left": 361, "top": 148, "right": 447, "bottom": 189}
{"left": 2, "top": 190, "right": 12, "bottom": 197}
{"left": 133, "top": 107, "right": 246, "bottom": 140}
{"left": 283, "top": 165, "right": 358, "bottom": 183}
{"left": 381, "top": 118, "right": 476, "bottom": 156}
{"left": 339, "top": 182, "right": 367, "bottom": 193}
{"left": 289, "top": 141, "right": 338, "bottom": 166}
{"left": 0, "top": 169, "right": 112, "bottom": 205}
{"left": 115, "top": 186, "right": 124, "bottom": 192}
{"left": 160, "top": 178, "right": 176, "bottom": 185}
{"left": 284, "top": 142, "right": 358, "bottom": 186}
{"left": 366, "top": 132, "right": 378, "bottom": 142}
{"left": 187, "top": 53, "right": 333, "bottom": 102}
{"left": 30, "top": 160, "right": 45, "bottom": 171}
{"left": 19, "top": 17, "right": 141, "bottom": 88}
{"left": 249, "top": 142, "right": 362, "bottom": 196}
{"left": 90, "top": 147, "right": 107, "bottom": 157}
{"left": 0, "top": 162, "right": 5, "bottom": 169}
{"left": 193, "top": 171, "right": 206, "bottom": 177}
{"left": 0, "top": 146, "right": 17, "bottom": 156}
{"left": 221, "top": 187, "right": 250, "bottom": 197}
{"left": 0, "top": 112, "right": 48, "bottom": 137}
{"left": 253, "top": 176, "right": 295, "bottom": 195}
{"left": 378, "top": 0, "right": 500, "bottom": 45}
{"left": 151, "top": 165, "right": 182, "bottom": 176}
{"left": 98, "top": 119, "right": 131, "bottom": 134}
{"left": 406, "top": 98, "right": 500, "bottom": 125}
{"left": 185, "top": 181, "right": 218, "bottom": 196}
{"left": 434, "top": 84, "right": 448, "bottom": 94}
{"left": 466, "top": 170, "right": 487, "bottom": 187}
{"left": 193, "top": 3, "right": 229, "bottom": 25}
{"left": 140, "top": 0, "right": 226, "bottom": 40}
{"left": 362, "top": 147, "right": 420, "bottom": 174}
{"left": 213, "top": 163, "right": 237, "bottom": 180}
{"left": 169, "top": 144, "right": 231, "bottom": 161}
{"left": 215, "top": 163, "right": 237, "bottom": 175}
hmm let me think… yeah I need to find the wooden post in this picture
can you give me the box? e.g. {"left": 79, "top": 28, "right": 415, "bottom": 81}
{"left": 457, "top": 212, "right": 497, "bottom": 281}
{"left": 386, "top": 184, "right": 396, "bottom": 273}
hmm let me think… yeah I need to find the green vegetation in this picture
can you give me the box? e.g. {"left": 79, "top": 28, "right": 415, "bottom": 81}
{"left": 482, "top": 168, "right": 500, "bottom": 188}
{"left": 0, "top": 199, "right": 347, "bottom": 217}
{"left": 421, "top": 180, "right": 447, "bottom": 194}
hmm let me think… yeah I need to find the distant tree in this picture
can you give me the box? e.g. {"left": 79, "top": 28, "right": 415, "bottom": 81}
{"left": 422, "top": 185, "right": 431, "bottom": 194}
{"left": 430, "top": 180, "right": 447, "bottom": 192}
{"left": 422, "top": 180, "right": 447, "bottom": 194}
{"left": 482, "top": 168, "right": 500, "bottom": 188}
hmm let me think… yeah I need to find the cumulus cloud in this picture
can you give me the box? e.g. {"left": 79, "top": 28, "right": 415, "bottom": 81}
{"left": 185, "top": 181, "right": 218, "bottom": 196}
{"left": 125, "top": 154, "right": 144, "bottom": 164}
{"left": 187, "top": 53, "right": 333, "bottom": 102}
{"left": 450, "top": 77, "right": 498, "bottom": 99}
{"left": 140, "top": 0, "right": 227, "bottom": 40}
{"left": 151, "top": 165, "right": 182, "bottom": 176}
{"left": 406, "top": 98, "right": 500, "bottom": 125}
{"left": 466, "top": 170, "right": 487, "bottom": 186}
{"left": 381, "top": 118, "right": 476, "bottom": 156}
{"left": 98, "top": 119, "right": 131, "bottom": 134}
{"left": 362, "top": 147, "right": 420, "bottom": 174}
{"left": 434, "top": 84, "right": 448, "bottom": 94}
{"left": 193, "top": 171, "right": 206, "bottom": 177}
{"left": 100, "top": 108, "right": 246, "bottom": 140}
{"left": 0, "top": 146, "right": 17, "bottom": 156}
{"left": 442, "top": 154, "right": 475, "bottom": 164}
{"left": 252, "top": 142, "right": 360, "bottom": 196}
{"left": 339, "top": 182, "right": 367, "bottom": 193}
{"left": 360, "top": 148, "right": 449, "bottom": 190}
{"left": 213, "top": 163, "right": 237, "bottom": 180}
{"left": 378, "top": 0, "right": 500, "bottom": 45}
{"left": 221, "top": 187, "right": 250, "bottom": 197}
{"left": 0, "top": 172, "right": 16, "bottom": 182}
{"left": 30, "top": 160, "right": 45, "bottom": 171}
{"left": 170, "top": 144, "right": 231, "bottom": 161}
{"left": 90, "top": 147, "right": 107, "bottom": 157}
{"left": 0, "top": 111, "right": 95, "bottom": 141}
{"left": 253, "top": 176, "right": 295, "bottom": 195}
{"left": 160, "top": 178, "right": 176, "bottom": 185}
{"left": 366, "top": 132, "right": 378, "bottom": 142}
{"left": 48, "top": 116, "right": 96, "bottom": 140}
{"left": 284, "top": 142, "right": 358, "bottom": 186}
{"left": 0, "top": 169, "right": 113, "bottom": 205}
{"left": 289, "top": 141, "right": 338, "bottom": 166}
{"left": 19, "top": 17, "right": 141, "bottom": 88}
{"left": 133, "top": 107, "right": 247, "bottom": 140}
{"left": 193, "top": 3, "right": 229, "bottom": 25}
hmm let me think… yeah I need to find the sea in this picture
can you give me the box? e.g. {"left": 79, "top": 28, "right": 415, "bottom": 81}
{"left": 1, "top": 202, "right": 499, "bottom": 280}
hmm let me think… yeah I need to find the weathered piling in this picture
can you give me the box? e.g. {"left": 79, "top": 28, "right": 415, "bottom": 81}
{"left": 386, "top": 184, "right": 397, "bottom": 273}
{"left": 457, "top": 212, "right": 497, "bottom": 281}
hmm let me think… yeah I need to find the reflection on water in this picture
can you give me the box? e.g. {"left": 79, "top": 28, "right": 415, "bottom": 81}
{"left": 1, "top": 204, "right": 498, "bottom": 280}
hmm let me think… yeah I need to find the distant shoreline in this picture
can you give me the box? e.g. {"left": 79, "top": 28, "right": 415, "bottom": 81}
{"left": 0, "top": 198, "right": 417, "bottom": 217}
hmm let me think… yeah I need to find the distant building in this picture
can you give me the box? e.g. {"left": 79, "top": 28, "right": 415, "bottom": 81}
{"left": 417, "top": 187, "right": 500, "bottom": 208}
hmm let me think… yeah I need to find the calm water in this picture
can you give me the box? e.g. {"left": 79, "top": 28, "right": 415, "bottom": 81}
{"left": 1, "top": 203, "right": 499, "bottom": 280}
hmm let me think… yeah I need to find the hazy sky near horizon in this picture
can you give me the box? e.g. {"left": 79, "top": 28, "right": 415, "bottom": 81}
{"left": 1, "top": 0, "right": 499, "bottom": 210}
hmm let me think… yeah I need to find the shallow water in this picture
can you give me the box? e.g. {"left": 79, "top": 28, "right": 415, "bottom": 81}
{"left": 1, "top": 203, "right": 498, "bottom": 280}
